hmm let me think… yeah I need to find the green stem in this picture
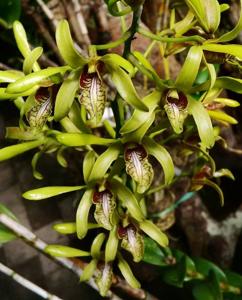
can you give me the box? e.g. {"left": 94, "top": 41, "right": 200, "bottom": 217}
{"left": 93, "top": 31, "right": 131, "bottom": 50}
{"left": 138, "top": 28, "right": 205, "bottom": 44}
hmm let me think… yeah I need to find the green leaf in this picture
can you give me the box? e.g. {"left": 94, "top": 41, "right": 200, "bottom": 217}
{"left": 143, "top": 237, "right": 166, "bottom": 266}
{"left": 22, "top": 185, "right": 85, "bottom": 200}
{"left": 120, "top": 90, "right": 161, "bottom": 134}
{"left": 6, "top": 66, "right": 70, "bottom": 94}
{"left": 162, "top": 255, "right": 187, "bottom": 287}
{"left": 185, "top": 0, "right": 220, "bottom": 33}
{"left": 23, "top": 47, "right": 43, "bottom": 75}
{"left": 110, "top": 179, "right": 145, "bottom": 222}
{"left": 175, "top": 46, "right": 203, "bottom": 91}
{"left": 76, "top": 189, "right": 93, "bottom": 239}
{"left": 101, "top": 53, "right": 134, "bottom": 76}
{"left": 56, "top": 133, "right": 116, "bottom": 147}
{"left": 83, "top": 151, "right": 96, "bottom": 183}
{"left": 45, "top": 245, "right": 90, "bottom": 257}
{"left": 188, "top": 96, "right": 215, "bottom": 148}
{"left": 0, "top": 0, "right": 21, "bottom": 28}
{"left": 202, "top": 44, "right": 242, "bottom": 60}
{"left": 0, "top": 203, "right": 17, "bottom": 220}
{"left": 108, "top": 65, "right": 148, "bottom": 112}
{"left": 88, "top": 143, "right": 121, "bottom": 183}
{"left": 217, "top": 0, "right": 242, "bottom": 42}
{"left": 54, "top": 71, "right": 80, "bottom": 120}
{"left": 0, "top": 140, "right": 43, "bottom": 162}
{"left": 143, "top": 137, "right": 175, "bottom": 185}
{"left": 56, "top": 20, "right": 88, "bottom": 68}
{"left": 0, "top": 226, "right": 16, "bottom": 244}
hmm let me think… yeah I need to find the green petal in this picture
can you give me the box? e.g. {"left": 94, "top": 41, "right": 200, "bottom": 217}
{"left": 83, "top": 150, "right": 96, "bottom": 183}
{"left": 23, "top": 185, "right": 85, "bottom": 200}
{"left": 31, "top": 151, "right": 43, "bottom": 180}
{"left": 80, "top": 259, "right": 97, "bottom": 282}
{"left": 88, "top": 143, "right": 121, "bottom": 182}
{"left": 120, "top": 90, "right": 161, "bottom": 134}
{"left": 110, "top": 179, "right": 145, "bottom": 222}
{"left": 188, "top": 96, "right": 215, "bottom": 148}
{"left": 214, "top": 77, "right": 242, "bottom": 93}
{"left": 76, "top": 189, "right": 93, "bottom": 239}
{"left": 0, "top": 70, "right": 24, "bottom": 83}
{"left": 13, "top": 21, "right": 40, "bottom": 71}
{"left": 91, "top": 233, "right": 106, "bottom": 259}
{"left": 6, "top": 66, "right": 70, "bottom": 94}
{"left": 108, "top": 66, "right": 148, "bottom": 112}
{"left": 117, "top": 254, "right": 141, "bottom": 288}
{"left": 23, "top": 47, "right": 43, "bottom": 75}
{"left": 54, "top": 71, "right": 80, "bottom": 121}
{"left": 56, "top": 133, "right": 116, "bottom": 147}
{"left": 56, "top": 20, "right": 88, "bottom": 68}
{"left": 143, "top": 137, "right": 174, "bottom": 185}
{"left": 45, "top": 245, "right": 90, "bottom": 257}
{"left": 175, "top": 46, "right": 203, "bottom": 91}
{"left": 203, "top": 44, "right": 242, "bottom": 60}
{"left": 105, "top": 226, "right": 119, "bottom": 262}
{"left": 101, "top": 53, "right": 134, "bottom": 76}
{"left": 0, "top": 140, "right": 43, "bottom": 162}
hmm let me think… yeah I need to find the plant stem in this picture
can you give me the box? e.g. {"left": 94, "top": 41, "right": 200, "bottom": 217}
{"left": 0, "top": 262, "right": 62, "bottom": 300}
{"left": 138, "top": 27, "right": 205, "bottom": 44}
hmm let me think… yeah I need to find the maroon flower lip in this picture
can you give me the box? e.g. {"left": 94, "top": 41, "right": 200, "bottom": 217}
{"left": 166, "top": 92, "right": 188, "bottom": 109}
{"left": 35, "top": 87, "right": 51, "bottom": 102}
{"left": 124, "top": 144, "right": 147, "bottom": 161}
{"left": 92, "top": 189, "right": 113, "bottom": 204}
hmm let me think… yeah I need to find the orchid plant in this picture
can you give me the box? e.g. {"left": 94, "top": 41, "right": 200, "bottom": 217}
{"left": 1, "top": 0, "right": 242, "bottom": 298}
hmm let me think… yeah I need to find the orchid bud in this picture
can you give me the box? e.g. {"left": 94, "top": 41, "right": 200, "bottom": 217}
{"left": 27, "top": 87, "right": 53, "bottom": 129}
{"left": 164, "top": 90, "right": 188, "bottom": 134}
{"left": 79, "top": 66, "right": 106, "bottom": 127}
{"left": 118, "top": 224, "right": 144, "bottom": 262}
{"left": 95, "top": 262, "right": 113, "bottom": 297}
{"left": 124, "top": 144, "right": 154, "bottom": 194}
{"left": 93, "top": 189, "right": 117, "bottom": 230}
{"left": 192, "top": 164, "right": 212, "bottom": 191}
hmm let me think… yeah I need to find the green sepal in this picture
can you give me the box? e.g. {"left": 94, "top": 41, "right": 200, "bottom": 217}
{"left": 101, "top": 53, "right": 134, "bottom": 76}
{"left": 31, "top": 151, "right": 43, "bottom": 180}
{"left": 107, "top": 65, "right": 148, "bottom": 112}
{"left": 83, "top": 150, "right": 96, "bottom": 183}
{"left": 91, "top": 233, "right": 106, "bottom": 259}
{"left": 105, "top": 226, "right": 119, "bottom": 262}
{"left": 0, "top": 140, "right": 43, "bottom": 162}
{"left": 203, "top": 44, "right": 242, "bottom": 60}
{"left": 88, "top": 143, "right": 121, "bottom": 183}
{"left": 56, "top": 20, "right": 88, "bottom": 69}
{"left": 109, "top": 179, "right": 145, "bottom": 222}
{"left": 54, "top": 70, "right": 80, "bottom": 121}
{"left": 23, "top": 47, "right": 43, "bottom": 75}
{"left": 0, "top": 70, "right": 24, "bottom": 83}
{"left": 188, "top": 96, "right": 215, "bottom": 149}
{"left": 143, "top": 137, "right": 174, "bottom": 185}
{"left": 22, "top": 185, "right": 85, "bottom": 200}
{"left": 76, "top": 189, "right": 93, "bottom": 239}
{"left": 56, "top": 133, "right": 116, "bottom": 147}
{"left": 80, "top": 259, "right": 98, "bottom": 282}
{"left": 45, "top": 245, "right": 90, "bottom": 257}
{"left": 6, "top": 66, "right": 70, "bottom": 94}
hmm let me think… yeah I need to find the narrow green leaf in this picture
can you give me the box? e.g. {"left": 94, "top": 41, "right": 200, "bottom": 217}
{"left": 6, "top": 66, "right": 69, "bottom": 94}
{"left": 88, "top": 143, "right": 121, "bottom": 182}
{"left": 54, "top": 71, "right": 80, "bottom": 120}
{"left": 143, "top": 137, "right": 174, "bottom": 185}
{"left": 23, "top": 47, "right": 43, "bottom": 75}
{"left": 0, "top": 227, "right": 16, "bottom": 244}
{"left": 0, "top": 203, "right": 17, "bottom": 220}
{"left": 45, "top": 245, "right": 90, "bottom": 257}
{"left": 56, "top": 20, "right": 88, "bottom": 68}
{"left": 108, "top": 66, "right": 148, "bottom": 112}
{"left": 188, "top": 96, "right": 215, "bottom": 148}
{"left": 76, "top": 189, "right": 93, "bottom": 239}
{"left": 22, "top": 185, "right": 85, "bottom": 200}
{"left": 175, "top": 46, "right": 203, "bottom": 91}
{"left": 143, "top": 237, "right": 166, "bottom": 266}
{"left": 56, "top": 133, "right": 116, "bottom": 147}
{"left": 0, "top": 140, "right": 43, "bottom": 162}
{"left": 110, "top": 179, "right": 145, "bottom": 222}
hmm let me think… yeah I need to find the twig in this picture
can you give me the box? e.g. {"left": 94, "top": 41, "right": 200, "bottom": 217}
{"left": 0, "top": 262, "right": 62, "bottom": 300}
{"left": 0, "top": 62, "right": 12, "bottom": 70}
{"left": 36, "top": 0, "right": 58, "bottom": 28}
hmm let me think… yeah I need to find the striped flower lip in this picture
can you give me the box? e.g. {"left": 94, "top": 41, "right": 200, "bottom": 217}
{"left": 164, "top": 90, "right": 188, "bottom": 134}
{"left": 124, "top": 144, "right": 154, "bottom": 194}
